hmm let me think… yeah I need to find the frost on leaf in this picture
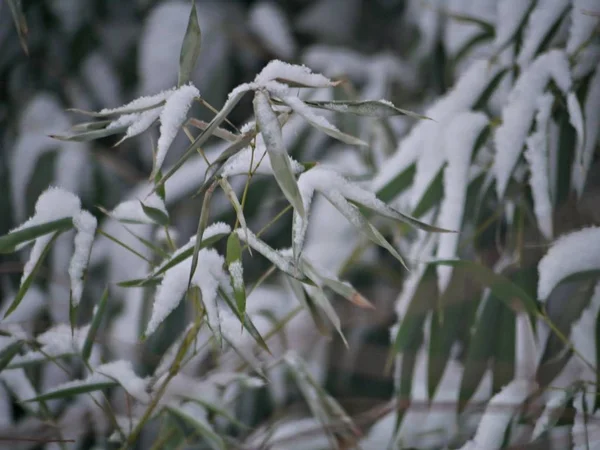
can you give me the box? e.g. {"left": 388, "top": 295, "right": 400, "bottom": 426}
{"left": 493, "top": 50, "right": 572, "bottom": 198}
{"left": 537, "top": 227, "right": 600, "bottom": 300}
{"left": 69, "top": 211, "right": 97, "bottom": 307}
{"left": 436, "top": 112, "right": 488, "bottom": 292}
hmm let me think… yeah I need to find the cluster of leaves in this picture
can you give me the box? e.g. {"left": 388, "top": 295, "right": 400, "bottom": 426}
{"left": 1, "top": 0, "right": 600, "bottom": 449}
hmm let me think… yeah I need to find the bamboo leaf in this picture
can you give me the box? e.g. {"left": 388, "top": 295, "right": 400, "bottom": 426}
{"left": 0, "top": 340, "right": 24, "bottom": 372}
{"left": 178, "top": 1, "right": 202, "bottom": 87}
{"left": 0, "top": 218, "right": 73, "bottom": 253}
{"left": 304, "top": 99, "right": 430, "bottom": 120}
{"left": 226, "top": 233, "right": 246, "bottom": 316}
{"left": 50, "top": 125, "right": 128, "bottom": 142}
{"left": 166, "top": 406, "right": 225, "bottom": 450}
{"left": 7, "top": 0, "right": 28, "bottom": 55}
{"left": 81, "top": 288, "right": 109, "bottom": 362}
{"left": 254, "top": 90, "right": 305, "bottom": 218}
{"left": 189, "top": 182, "right": 216, "bottom": 287}
{"left": 26, "top": 381, "right": 117, "bottom": 403}
{"left": 5, "top": 232, "right": 62, "bottom": 318}
{"left": 140, "top": 201, "right": 170, "bottom": 226}
{"left": 428, "top": 260, "right": 538, "bottom": 316}
{"left": 219, "top": 178, "right": 250, "bottom": 249}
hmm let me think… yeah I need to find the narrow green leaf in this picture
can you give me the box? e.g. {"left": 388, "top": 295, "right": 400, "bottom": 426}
{"left": 219, "top": 178, "right": 250, "bottom": 248}
{"left": 189, "top": 182, "right": 216, "bottom": 287}
{"left": 140, "top": 201, "right": 170, "bottom": 226}
{"left": 70, "top": 119, "right": 113, "bottom": 132}
{"left": 154, "top": 169, "right": 167, "bottom": 203}
{"left": 0, "top": 340, "right": 24, "bottom": 372}
{"left": 117, "top": 277, "right": 162, "bottom": 288}
{"left": 7, "top": 0, "right": 28, "bottom": 55}
{"left": 67, "top": 100, "right": 166, "bottom": 118}
{"left": 444, "top": 11, "right": 495, "bottom": 35}
{"left": 301, "top": 259, "right": 374, "bottom": 309}
{"left": 350, "top": 194, "right": 453, "bottom": 233}
{"left": 458, "top": 292, "right": 502, "bottom": 411}
{"left": 307, "top": 286, "right": 347, "bottom": 347}
{"left": 411, "top": 166, "right": 444, "bottom": 218}
{"left": 26, "top": 381, "right": 117, "bottom": 403}
{"left": 50, "top": 125, "right": 128, "bottom": 142}
{"left": 326, "top": 192, "right": 407, "bottom": 268}
{"left": 5, "top": 233, "right": 62, "bottom": 318}
{"left": 254, "top": 90, "right": 306, "bottom": 218}
{"left": 595, "top": 311, "right": 600, "bottom": 412}
{"left": 286, "top": 277, "right": 332, "bottom": 339}
{"left": 226, "top": 233, "right": 246, "bottom": 315}
{"left": 428, "top": 260, "right": 538, "bottom": 316}
{"left": 166, "top": 406, "right": 225, "bottom": 450}
{"left": 375, "top": 163, "right": 416, "bottom": 203}
{"left": 304, "top": 99, "right": 430, "bottom": 120}
{"left": 81, "top": 288, "right": 109, "bottom": 362}
{"left": 178, "top": 2, "right": 202, "bottom": 87}
{"left": 0, "top": 217, "right": 73, "bottom": 253}
{"left": 218, "top": 286, "right": 271, "bottom": 355}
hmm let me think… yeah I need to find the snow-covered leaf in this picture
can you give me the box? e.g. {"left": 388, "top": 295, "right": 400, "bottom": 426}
{"left": 254, "top": 90, "right": 306, "bottom": 218}
{"left": 0, "top": 217, "right": 73, "bottom": 253}
{"left": 304, "top": 99, "right": 430, "bottom": 120}
{"left": 538, "top": 227, "right": 600, "bottom": 300}
{"left": 69, "top": 210, "right": 97, "bottom": 310}
{"left": 81, "top": 288, "right": 109, "bottom": 362}
{"left": 226, "top": 233, "right": 246, "bottom": 316}
{"left": 282, "top": 95, "right": 367, "bottom": 147}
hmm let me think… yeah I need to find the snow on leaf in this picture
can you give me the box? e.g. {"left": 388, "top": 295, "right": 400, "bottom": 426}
{"left": 459, "top": 380, "right": 538, "bottom": 450}
{"left": 282, "top": 95, "right": 367, "bottom": 147}
{"left": 111, "top": 193, "right": 168, "bottom": 225}
{"left": 436, "top": 112, "right": 488, "bottom": 292}
{"left": 525, "top": 94, "right": 554, "bottom": 239}
{"left": 567, "top": 91, "right": 586, "bottom": 196}
{"left": 145, "top": 259, "right": 193, "bottom": 337}
{"left": 10, "top": 324, "right": 90, "bottom": 367}
{"left": 517, "top": 0, "right": 570, "bottom": 68}
{"left": 120, "top": 107, "right": 162, "bottom": 142}
{"left": 154, "top": 84, "right": 200, "bottom": 176}
{"left": 567, "top": 0, "right": 600, "bottom": 56}
{"left": 537, "top": 227, "right": 600, "bottom": 300}
{"left": 493, "top": 0, "right": 534, "bottom": 52}
{"left": 97, "top": 88, "right": 174, "bottom": 116}
{"left": 69, "top": 210, "right": 97, "bottom": 307}
{"left": 234, "top": 228, "right": 300, "bottom": 278}
{"left": 249, "top": 2, "right": 296, "bottom": 60}
{"left": 515, "top": 312, "right": 538, "bottom": 381}
{"left": 494, "top": 50, "right": 572, "bottom": 198}
{"left": 254, "top": 60, "right": 334, "bottom": 88}
{"left": 573, "top": 63, "right": 600, "bottom": 195}
{"left": 253, "top": 90, "right": 306, "bottom": 218}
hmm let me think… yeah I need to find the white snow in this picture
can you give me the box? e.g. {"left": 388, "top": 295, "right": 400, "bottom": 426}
{"left": 537, "top": 226, "right": 600, "bottom": 300}
{"left": 574, "top": 63, "right": 600, "bottom": 195}
{"left": 517, "top": 0, "right": 570, "bottom": 68}
{"left": 69, "top": 210, "right": 97, "bottom": 307}
{"left": 460, "top": 380, "right": 538, "bottom": 449}
{"left": 436, "top": 112, "right": 488, "bottom": 292}
{"left": 248, "top": 2, "right": 296, "bottom": 59}
{"left": 494, "top": 50, "right": 572, "bottom": 198}
{"left": 494, "top": 0, "right": 535, "bottom": 51}
{"left": 234, "top": 228, "right": 297, "bottom": 277}
{"left": 11, "top": 324, "right": 90, "bottom": 366}
{"left": 525, "top": 94, "right": 554, "bottom": 239}
{"left": 99, "top": 88, "right": 173, "bottom": 115}
{"left": 568, "top": 92, "right": 586, "bottom": 183}
{"left": 254, "top": 60, "right": 334, "bottom": 88}
{"left": 145, "top": 249, "right": 228, "bottom": 338}
{"left": 567, "top": 0, "right": 600, "bottom": 55}
{"left": 515, "top": 312, "right": 538, "bottom": 381}
{"left": 123, "top": 107, "right": 162, "bottom": 139}
{"left": 229, "top": 260, "right": 244, "bottom": 292}
{"left": 155, "top": 84, "right": 200, "bottom": 174}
